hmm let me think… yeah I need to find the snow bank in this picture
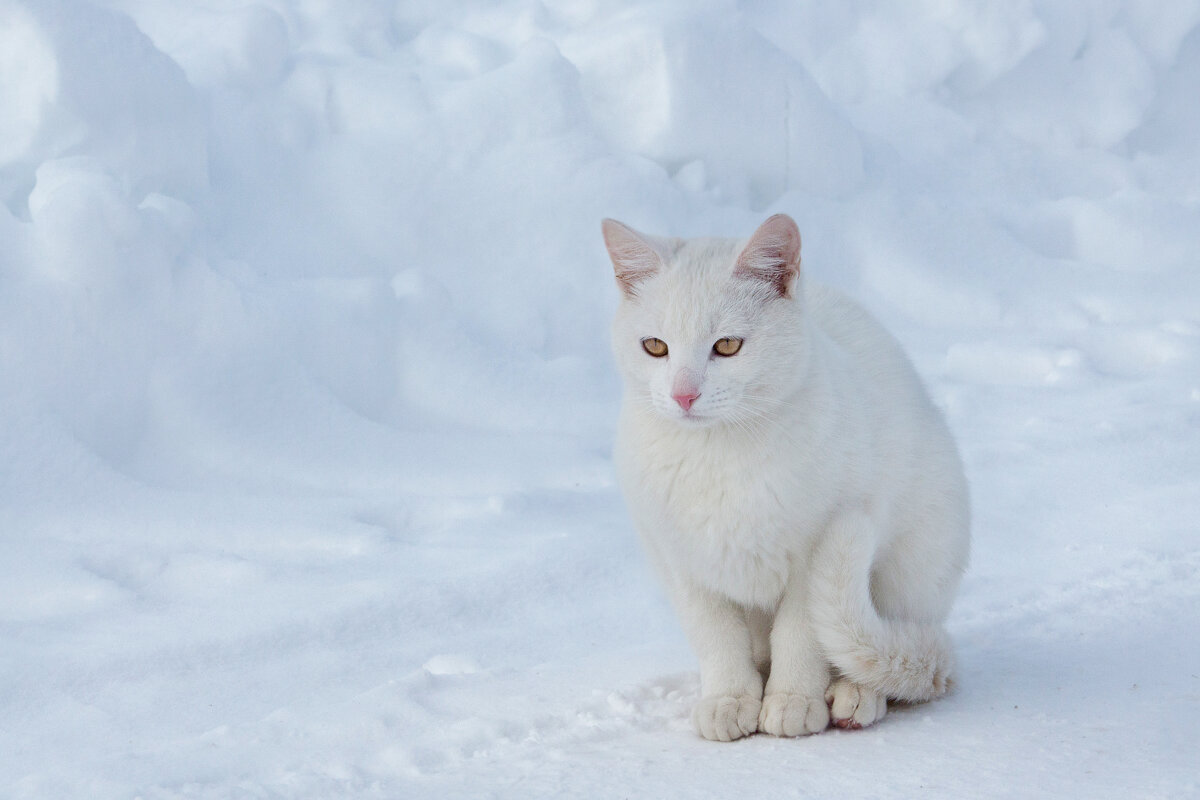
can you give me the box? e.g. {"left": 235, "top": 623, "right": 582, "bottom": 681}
{"left": 561, "top": 6, "right": 864, "bottom": 205}
{"left": 1, "top": 0, "right": 1198, "bottom": 797}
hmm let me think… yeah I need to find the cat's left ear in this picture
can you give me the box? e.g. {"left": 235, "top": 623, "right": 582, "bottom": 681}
{"left": 602, "top": 219, "right": 665, "bottom": 297}
{"left": 734, "top": 213, "right": 801, "bottom": 298}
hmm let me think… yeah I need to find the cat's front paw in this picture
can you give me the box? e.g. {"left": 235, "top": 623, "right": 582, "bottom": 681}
{"left": 758, "top": 692, "right": 830, "bottom": 737}
{"left": 692, "top": 694, "right": 762, "bottom": 742}
{"left": 825, "top": 679, "right": 887, "bottom": 730}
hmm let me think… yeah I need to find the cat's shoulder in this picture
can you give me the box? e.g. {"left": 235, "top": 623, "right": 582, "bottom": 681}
{"left": 803, "top": 281, "right": 923, "bottom": 392}
{"left": 805, "top": 282, "right": 894, "bottom": 346}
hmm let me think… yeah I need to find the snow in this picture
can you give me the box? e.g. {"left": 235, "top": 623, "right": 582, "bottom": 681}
{"left": 1, "top": 0, "right": 1198, "bottom": 797}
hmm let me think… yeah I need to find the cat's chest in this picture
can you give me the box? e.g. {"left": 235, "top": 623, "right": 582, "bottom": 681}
{"left": 626, "top": 430, "right": 821, "bottom": 607}
{"left": 661, "top": 449, "right": 790, "bottom": 537}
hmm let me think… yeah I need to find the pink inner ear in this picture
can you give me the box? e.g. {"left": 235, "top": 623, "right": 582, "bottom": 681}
{"left": 734, "top": 214, "right": 801, "bottom": 297}
{"left": 602, "top": 219, "right": 662, "bottom": 295}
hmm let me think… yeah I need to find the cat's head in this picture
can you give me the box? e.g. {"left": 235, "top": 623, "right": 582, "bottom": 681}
{"left": 605, "top": 214, "right": 809, "bottom": 428}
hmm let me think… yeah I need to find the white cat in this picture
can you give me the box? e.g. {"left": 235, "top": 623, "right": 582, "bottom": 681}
{"left": 604, "top": 214, "right": 969, "bottom": 741}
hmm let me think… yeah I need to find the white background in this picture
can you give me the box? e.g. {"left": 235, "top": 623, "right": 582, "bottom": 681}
{"left": 2, "top": 0, "right": 1198, "bottom": 796}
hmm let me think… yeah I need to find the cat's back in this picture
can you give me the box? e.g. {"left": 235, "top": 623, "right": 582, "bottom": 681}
{"left": 802, "top": 279, "right": 959, "bottom": 476}
{"left": 806, "top": 283, "right": 896, "bottom": 354}
{"left": 804, "top": 282, "right": 925, "bottom": 395}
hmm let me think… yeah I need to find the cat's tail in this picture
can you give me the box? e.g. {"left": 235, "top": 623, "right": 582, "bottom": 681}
{"left": 808, "top": 511, "right": 954, "bottom": 702}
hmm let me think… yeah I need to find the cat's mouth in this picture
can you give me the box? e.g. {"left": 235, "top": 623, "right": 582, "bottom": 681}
{"left": 650, "top": 394, "right": 722, "bottom": 426}
{"left": 670, "top": 406, "right": 719, "bottom": 427}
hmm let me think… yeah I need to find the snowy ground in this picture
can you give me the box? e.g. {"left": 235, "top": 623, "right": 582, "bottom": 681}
{"left": 2, "top": 1, "right": 1199, "bottom": 797}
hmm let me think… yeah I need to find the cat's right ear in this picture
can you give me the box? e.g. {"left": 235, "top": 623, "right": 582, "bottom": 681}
{"left": 734, "top": 213, "right": 801, "bottom": 298}
{"left": 602, "top": 219, "right": 663, "bottom": 297}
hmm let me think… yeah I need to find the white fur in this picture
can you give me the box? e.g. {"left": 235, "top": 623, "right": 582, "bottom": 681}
{"left": 606, "top": 215, "right": 969, "bottom": 741}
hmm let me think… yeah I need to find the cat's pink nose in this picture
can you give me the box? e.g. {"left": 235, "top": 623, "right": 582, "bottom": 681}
{"left": 672, "top": 391, "right": 700, "bottom": 411}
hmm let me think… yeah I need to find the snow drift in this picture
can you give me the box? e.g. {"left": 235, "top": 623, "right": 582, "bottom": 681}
{"left": 1, "top": 0, "right": 1198, "bottom": 797}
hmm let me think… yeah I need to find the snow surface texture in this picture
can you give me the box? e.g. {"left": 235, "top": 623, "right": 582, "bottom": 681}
{"left": 1, "top": 0, "right": 1198, "bottom": 797}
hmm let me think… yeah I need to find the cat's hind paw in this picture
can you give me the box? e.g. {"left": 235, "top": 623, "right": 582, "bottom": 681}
{"left": 692, "top": 694, "right": 761, "bottom": 742}
{"left": 825, "top": 679, "right": 887, "bottom": 730}
{"left": 758, "top": 693, "right": 830, "bottom": 737}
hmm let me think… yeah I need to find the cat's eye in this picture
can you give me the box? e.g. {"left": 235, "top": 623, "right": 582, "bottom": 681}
{"left": 641, "top": 337, "right": 668, "bottom": 357}
{"left": 713, "top": 337, "right": 743, "bottom": 357}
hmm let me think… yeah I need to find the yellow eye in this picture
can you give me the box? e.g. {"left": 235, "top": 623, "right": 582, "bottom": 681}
{"left": 713, "top": 337, "right": 743, "bottom": 357}
{"left": 641, "top": 337, "right": 668, "bottom": 357}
